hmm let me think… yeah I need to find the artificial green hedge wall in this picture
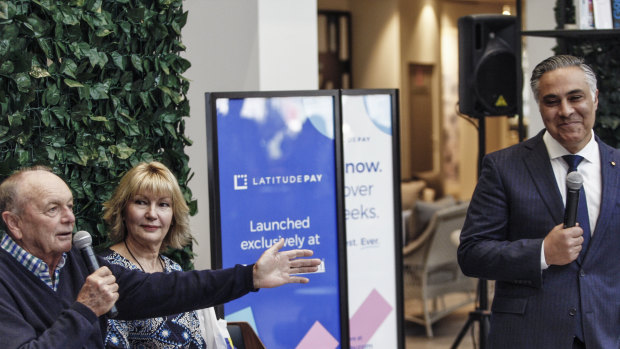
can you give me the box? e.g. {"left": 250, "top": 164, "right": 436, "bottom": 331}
{"left": 0, "top": 0, "right": 196, "bottom": 269}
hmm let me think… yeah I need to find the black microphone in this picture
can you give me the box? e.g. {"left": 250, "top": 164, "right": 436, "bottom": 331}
{"left": 563, "top": 171, "right": 583, "bottom": 228}
{"left": 73, "top": 230, "right": 118, "bottom": 318}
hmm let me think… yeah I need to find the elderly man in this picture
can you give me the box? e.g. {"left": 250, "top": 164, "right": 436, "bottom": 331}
{"left": 458, "top": 55, "right": 620, "bottom": 348}
{"left": 0, "top": 165, "right": 320, "bottom": 348}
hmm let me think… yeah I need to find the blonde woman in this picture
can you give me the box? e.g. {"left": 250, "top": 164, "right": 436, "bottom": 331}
{"left": 100, "top": 162, "right": 205, "bottom": 348}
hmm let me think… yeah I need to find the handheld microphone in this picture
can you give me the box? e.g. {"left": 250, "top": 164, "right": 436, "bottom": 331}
{"left": 563, "top": 171, "right": 583, "bottom": 228}
{"left": 73, "top": 230, "right": 118, "bottom": 318}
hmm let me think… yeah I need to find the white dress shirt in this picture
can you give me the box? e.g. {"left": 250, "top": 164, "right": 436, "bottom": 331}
{"left": 540, "top": 130, "right": 601, "bottom": 269}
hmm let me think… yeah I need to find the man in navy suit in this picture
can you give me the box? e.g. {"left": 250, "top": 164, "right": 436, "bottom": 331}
{"left": 458, "top": 55, "right": 620, "bottom": 348}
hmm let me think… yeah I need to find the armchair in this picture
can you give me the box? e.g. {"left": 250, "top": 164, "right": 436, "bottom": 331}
{"left": 402, "top": 201, "right": 476, "bottom": 337}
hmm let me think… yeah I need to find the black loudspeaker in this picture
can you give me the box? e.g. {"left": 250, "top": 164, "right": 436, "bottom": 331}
{"left": 458, "top": 14, "right": 520, "bottom": 117}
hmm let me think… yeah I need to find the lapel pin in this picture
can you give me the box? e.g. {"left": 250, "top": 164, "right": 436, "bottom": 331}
{"left": 612, "top": 161, "right": 616, "bottom": 167}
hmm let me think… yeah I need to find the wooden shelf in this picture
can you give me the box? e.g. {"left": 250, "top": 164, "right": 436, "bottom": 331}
{"left": 521, "top": 29, "right": 620, "bottom": 39}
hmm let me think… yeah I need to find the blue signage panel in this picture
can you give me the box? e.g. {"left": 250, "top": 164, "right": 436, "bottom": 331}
{"left": 206, "top": 91, "right": 348, "bottom": 349}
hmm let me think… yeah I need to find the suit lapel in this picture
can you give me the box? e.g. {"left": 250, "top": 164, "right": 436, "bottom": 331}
{"left": 523, "top": 131, "right": 565, "bottom": 224}
{"left": 585, "top": 139, "right": 620, "bottom": 259}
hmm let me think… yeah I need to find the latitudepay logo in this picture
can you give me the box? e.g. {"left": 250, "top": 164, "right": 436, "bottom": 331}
{"left": 233, "top": 173, "right": 323, "bottom": 191}
{"left": 234, "top": 174, "right": 248, "bottom": 190}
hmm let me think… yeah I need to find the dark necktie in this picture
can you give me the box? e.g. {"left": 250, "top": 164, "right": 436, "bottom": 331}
{"left": 562, "top": 154, "right": 589, "bottom": 342}
{"left": 562, "top": 155, "right": 591, "bottom": 260}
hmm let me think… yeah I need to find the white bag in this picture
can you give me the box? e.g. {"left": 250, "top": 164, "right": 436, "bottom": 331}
{"left": 196, "top": 307, "right": 234, "bottom": 349}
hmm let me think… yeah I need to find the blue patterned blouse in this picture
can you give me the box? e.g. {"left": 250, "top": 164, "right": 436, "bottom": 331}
{"left": 101, "top": 250, "right": 206, "bottom": 348}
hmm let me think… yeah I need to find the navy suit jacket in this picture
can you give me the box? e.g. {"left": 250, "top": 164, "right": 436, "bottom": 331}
{"left": 458, "top": 130, "right": 620, "bottom": 348}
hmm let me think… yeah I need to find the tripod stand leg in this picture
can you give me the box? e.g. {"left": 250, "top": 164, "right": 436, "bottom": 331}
{"left": 451, "top": 316, "right": 474, "bottom": 349}
{"left": 451, "top": 308, "right": 491, "bottom": 349}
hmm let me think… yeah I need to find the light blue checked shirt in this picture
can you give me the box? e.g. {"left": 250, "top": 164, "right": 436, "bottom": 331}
{"left": 1, "top": 234, "right": 67, "bottom": 291}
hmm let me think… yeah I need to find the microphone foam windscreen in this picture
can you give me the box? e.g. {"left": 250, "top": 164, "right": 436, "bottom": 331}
{"left": 73, "top": 230, "right": 93, "bottom": 249}
{"left": 566, "top": 171, "right": 583, "bottom": 191}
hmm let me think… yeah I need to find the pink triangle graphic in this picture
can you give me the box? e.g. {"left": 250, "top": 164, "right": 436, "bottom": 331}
{"left": 296, "top": 321, "right": 339, "bottom": 349}
{"left": 350, "top": 289, "right": 393, "bottom": 347}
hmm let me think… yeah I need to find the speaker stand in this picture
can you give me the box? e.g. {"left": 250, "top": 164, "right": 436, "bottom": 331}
{"left": 451, "top": 115, "right": 491, "bottom": 349}
{"left": 451, "top": 279, "right": 490, "bottom": 348}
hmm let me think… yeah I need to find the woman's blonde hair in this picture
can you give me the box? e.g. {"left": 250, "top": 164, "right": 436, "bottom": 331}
{"left": 103, "top": 161, "right": 192, "bottom": 251}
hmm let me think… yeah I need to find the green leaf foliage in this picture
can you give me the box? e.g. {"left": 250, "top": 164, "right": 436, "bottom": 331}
{"left": 0, "top": 0, "right": 196, "bottom": 270}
